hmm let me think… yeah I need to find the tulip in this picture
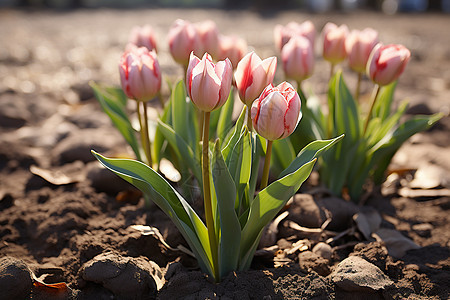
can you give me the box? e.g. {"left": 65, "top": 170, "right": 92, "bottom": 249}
{"left": 118, "top": 47, "right": 162, "bottom": 167}
{"left": 345, "top": 28, "right": 379, "bottom": 73}
{"left": 235, "top": 52, "right": 277, "bottom": 107}
{"left": 367, "top": 43, "right": 411, "bottom": 86}
{"left": 195, "top": 20, "right": 220, "bottom": 59}
{"left": 168, "top": 19, "right": 200, "bottom": 66}
{"left": 281, "top": 36, "right": 314, "bottom": 86}
{"left": 274, "top": 21, "right": 316, "bottom": 52}
{"left": 119, "top": 47, "right": 161, "bottom": 102}
{"left": 251, "top": 82, "right": 301, "bottom": 141}
{"left": 322, "top": 22, "right": 348, "bottom": 65}
{"left": 217, "top": 34, "right": 248, "bottom": 69}
{"left": 251, "top": 81, "right": 301, "bottom": 190}
{"left": 186, "top": 52, "right": 233, "bottom": 112}
{"left": 363, "top": 44, "right": 411, "bottom": 134}
{"left": 128, "top": 25, "right": 158, "bottom": 52}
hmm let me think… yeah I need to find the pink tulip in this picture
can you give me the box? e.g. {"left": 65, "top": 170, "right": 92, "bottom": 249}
{"left": 251, "top": 82, "right": 301, "bottom": 141}
{"left": 234, "top": 52, "right": 277, "bottom": 106}
{"left": 168, "top": 19, "right": 200, "bottom": 66}
{"left": 367, "top": 43, "right": 411, "bottom": 86}
{"left": 195, "top": 20, "right": 220, "bottom": 59}
{"left": 274, "top": 21, "right": 316, "bottom": 52}
{"left": 281, "top": 36, "right": 314, "bottom": 83}
{"left": 128, "top": 25, "right": 158, "bottom": 52}
{"left": 119, "top": 47, "right": 161, "bottom": 102}
{"left": 345, "top": 28, "right": 379, "bottom": 73}
{"left": 322, "top": 22, "right": 349, "bottom": 64}
{"left": 186, "top": 52, "right": 233, "bottom": 112}
{"left": 217, "top": 34, "right": 248, "bottom": 69}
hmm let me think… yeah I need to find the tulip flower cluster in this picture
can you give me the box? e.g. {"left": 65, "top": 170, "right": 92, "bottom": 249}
{"left": 91, "top": 20, "right": 339, "bottom": 283}
{"left": 274, "top": 20, "right": 442, "bottom": 201}
{"left": 90, "top": 18, "right": 442, "bottom": 283}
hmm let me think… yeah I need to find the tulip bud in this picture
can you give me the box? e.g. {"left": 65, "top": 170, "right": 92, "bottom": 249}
{"left": 217, "top": 34, "right": 248, "bottom": 69}
{"left": 234, "top": 52, "right": 277, "bottom": 106}
{"left": 168, "top": 19, "right": 200, "bottom": 66}
{"left": 119, "top": 47, "right": 161, "bottom": 102}
{"left": 274, "top": 21, "right": 316, "bottom": 52}
{"left": 281, "top": 36, "right": 314, "bottom": 83}
{"left": 322, "top": 22, "right": 349, "bottom": 64}
{"left": 367, "top": 43, "right": 411, "bottom": 86}
{"left": 195, "top": 20, "right": 220, "bottom": 59}
{"left": 128, "top": 25, "right": 158, "bottom": 52}
{"left": 251, "top": 82, "right": 301, "bottom": 141}
{"left": 186, "top": 52, "right": 233, "bottom": 112}
{"left": 345, "top": 28, "right": 379, "bottom": 73}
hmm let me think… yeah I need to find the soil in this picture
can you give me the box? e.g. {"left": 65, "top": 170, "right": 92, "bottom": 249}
{"left": 1, "top": 7, "right": 449, "bottom": 300}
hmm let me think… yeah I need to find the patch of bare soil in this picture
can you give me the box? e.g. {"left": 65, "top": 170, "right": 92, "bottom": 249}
{"left": 0, "top": 8, "right": 449, "bottom": 299}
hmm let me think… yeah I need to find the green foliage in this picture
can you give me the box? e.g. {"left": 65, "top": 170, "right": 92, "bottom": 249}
{"left": 295, "top": 71, "right": 444, "bottom": 201}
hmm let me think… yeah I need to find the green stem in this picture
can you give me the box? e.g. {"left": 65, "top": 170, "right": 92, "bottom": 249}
{"left": 246, "top": 104, "right": 253, "bottom": 132}
{"left": 260, "top": 139, "right": 273, "bottom": 190}
{"left": 330, "top": 63, "right": 335, "bottom": 82}
{"left": 136, "top": 101, "right": 151, "bottom": 166}
{"left": 363, "top": 84, "right": 381, "bottom": 135}
{"left": 199, "top": 108, "right": 204, "bottom": 143}
{"left": 143, "top": 101, "right": 153, "bottom": 167}
{"left": 355, "top": 72, "right": 362, "bottom": 102}
{"left": 201, "top": 111, "right": 219, "bottom": 281}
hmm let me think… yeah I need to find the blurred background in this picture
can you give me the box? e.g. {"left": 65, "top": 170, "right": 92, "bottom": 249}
{"left": 1, "top": 0, "right": 450, "bottom": 13}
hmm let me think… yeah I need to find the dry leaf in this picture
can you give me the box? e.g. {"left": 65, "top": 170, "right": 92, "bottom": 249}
{"left": 159, "top": 158, "right": 181, "bottom": 182}
{"left": 30, "top": 162, "right": 85, "bottom": 185}
{"left": 409, "top": 163, "right": 447, "bottom": 189}
{"left": 373, "top": 228, "right": 420, "bottom": 258}
{"left": 353, "top": 210, "right": 382, "bottom": 240}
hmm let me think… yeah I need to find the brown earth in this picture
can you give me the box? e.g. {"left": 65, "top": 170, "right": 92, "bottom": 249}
{"left": 0, "top": 7, "right": 449, "bottom": 300}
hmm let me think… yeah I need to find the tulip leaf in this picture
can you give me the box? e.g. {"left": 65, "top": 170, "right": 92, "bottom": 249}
{"left": 372, "top": 81, "right": 397, "bottom": 122}
{"left": 91, "top": 151, "right": 213, "bottom": 276}
{"left": 216, "top": 88, "right": 235, "bottom": 142}
{"left": 279, "top": 135, "right": 344, "bottom": 178}
{"left": 239, "top": 158, "right": 316, "bottom": 269}
{"left": 225, "top": 128, "right": 252, "bottom": 211}
{"left": 212, "top": 141, "right": 241, "bottom": 278}
{"left": 334, "top": 71, "right": 360, "bottom": 141}
{"left": 222, "top": 106, "right": 247, "bottom": 160}
{"left": 272, "top": 137, "right": 296, "bottom": 174}
{"left": 370, "top": 112, "right": 444, "bottom": 184}
{"left": 153, "top": 97, "right": 172, "bottom": 167}
{"left": 171, "top": 80, "right": 199, "bottom": 155}
{"left": 90, "top": 82, "right": 141, "bottom": 160}
{"left": 157, "top": 120, "right": 202, "bottom": 184}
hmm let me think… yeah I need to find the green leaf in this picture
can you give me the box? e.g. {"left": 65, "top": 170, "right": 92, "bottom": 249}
{"left": 370, "top": 113, "right": 444, "bottom": 183}
{"left": 171, "top": 80, "right": 199, "bottom": 155}
{"left": 153, "top": 97, "right": 172, "bottom": 166}
{"left": 212, "top": 141, "right": 241, "bottom": 278}
{"left": 157, "top": 120, "right": 202, "bottom": 184}
{"left": 373, "top": 81, "right": 397, "bottom": 121}
{"left": 334, "top": 71, "right": 360, "bottom": 141}
{"left": 239, "top": 158, "right": 316, "bottom": 269}
{"left": 91, "top": 151, "right": 213, "bottom": 276}
{"left": 279, "top": 135, "right": 344, "bottom": 178}
{"left": 90, "top": 82, "right": 141, "bottom": 160}
{"left": 226, "top": 129, "right": 252, "bottom": 212}
{"left": 272, "top": 137, "right": 296, "bottom": 174}
{"left": 216, "top": 89, "right": 235, "bottom": 142}
{"left": 222, "top": 106, "right": 247, "bottom": 160}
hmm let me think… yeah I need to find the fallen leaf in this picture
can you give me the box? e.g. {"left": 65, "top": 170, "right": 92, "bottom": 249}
{"left": 30, "top": 161, "right": 85, "bottom": 185}
{"left": 372, "top": 228, "right": 420, "bottom": 258}
{"left": 159, "top": 158, "right": 181, "bottom": 182}
{"left": 398, "top": 187, "right": 450, "bottom": 198}
{"left": 353, "top": 209, "right": 382, "bottom": 241}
